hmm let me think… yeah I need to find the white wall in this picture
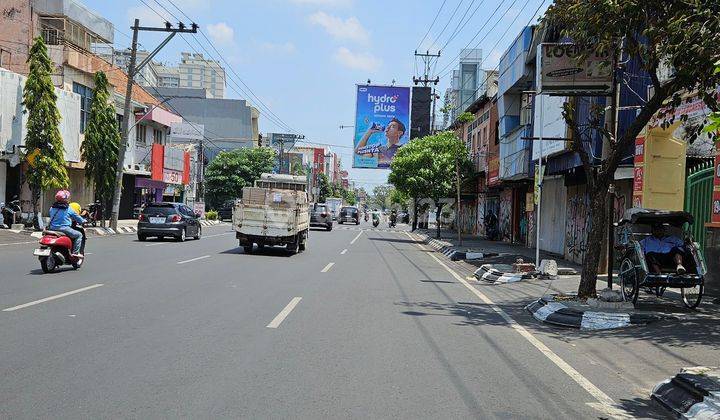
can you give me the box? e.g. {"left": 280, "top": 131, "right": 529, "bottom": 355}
{"left": 531, "top": 94, "right": 568, "bottom": 160}
{"left": 0, "top": 67, "right": 81, "bottom": 162}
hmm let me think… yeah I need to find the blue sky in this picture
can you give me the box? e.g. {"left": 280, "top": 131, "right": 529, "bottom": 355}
{"left": 82, "top": 0, "right": 549, "bottom": 190}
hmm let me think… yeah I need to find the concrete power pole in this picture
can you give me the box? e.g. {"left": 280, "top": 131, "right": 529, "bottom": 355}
{"left": 109, "top": 20, "right": 198, "bottom": 229}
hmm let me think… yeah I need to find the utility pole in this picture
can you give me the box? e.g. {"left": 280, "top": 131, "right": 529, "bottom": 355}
{"left": 413, "top": 51, "right": 441, "bottom": 132}
{"left": 109, "top": 19, "right": 198, "bottom": 229}
{"left": 197, "top": 139, "right": 204, "bottom": 205}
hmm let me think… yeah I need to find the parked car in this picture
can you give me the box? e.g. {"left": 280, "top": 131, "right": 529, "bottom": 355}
{"left": 218, "top": 199, "right": 235, "bottom": 221}
{"left": 310, "top": 203, "right": 333, "bottom": 231}
{"left": 398, "top": 212, "right": 409, "bottom": 224}
{"left": 137, "top": 202, "right": 202, "bottom": 242}
{"left": 338, "top": 206, "right": 360, "bottom": 225}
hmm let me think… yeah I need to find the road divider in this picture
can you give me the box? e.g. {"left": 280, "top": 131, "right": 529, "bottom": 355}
{"left": 267, "top": 297, "right": 302, "bottom": 328}
{"left": 177, "top": 255, "right": 211, "bottom": 265}
{"left": 3, "top": 284, "right": 104, "bottom": 312}
{"left": 321, "top": 262, "right": 335, "bottom": 273}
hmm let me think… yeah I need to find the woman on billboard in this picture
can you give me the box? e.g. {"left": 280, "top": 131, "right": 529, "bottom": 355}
{"left": 354, "top": 117, "right": 406, "bottom": 168}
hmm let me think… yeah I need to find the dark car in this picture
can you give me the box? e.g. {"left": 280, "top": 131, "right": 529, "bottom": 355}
{"left": 310, "top": 203, "right": 333, "bottom": 231}
{"left": 338, "top": 206, "right": 360, "bottom": 225}
{"left": 218, "top": 200, "right": 235, "bottom": 221}
{"left": 137, "top": 202, "right": 202, "bottom": 242}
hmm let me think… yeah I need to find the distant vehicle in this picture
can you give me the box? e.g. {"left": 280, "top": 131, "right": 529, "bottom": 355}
{"left": 218, "top": 200, "right": 235, "bottom": 221}
{"left": 234, "top": 173, "right": 309, "bottom": 254}
{"left": 310, "top": 203, "right": 333, "bottom": 231}
{"left": 338, "top": 206, "right": 360, "bottom": 225}
{"left": 398, "top": 212, "right": 409, "bottom": 224}
{"left": 137, "top": 202, "right": 202, "bottom": 242}
{"left": 325, "top": 197, "right": 343, "bottom": 220}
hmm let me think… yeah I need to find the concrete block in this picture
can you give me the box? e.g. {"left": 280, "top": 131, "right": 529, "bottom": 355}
{"left": 539, "top": 259, "right": 558, "bottom": 276}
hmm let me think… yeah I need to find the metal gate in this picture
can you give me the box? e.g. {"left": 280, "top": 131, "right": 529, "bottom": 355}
{"left": 684, "top": 162, "right": 714, "bottom": 250}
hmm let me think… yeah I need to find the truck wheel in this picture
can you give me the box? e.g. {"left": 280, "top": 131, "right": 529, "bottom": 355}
{"left": 299, "top": 232, "right": 307, "bottom": 252}
{"left": 287, "top": 237, "right": 300, "bottom": 255}
{"left": 327, "top": 224, "right": 332, "bottom": 231}
{"left": 243, "top": 244, "right": 253, "bottom": 254}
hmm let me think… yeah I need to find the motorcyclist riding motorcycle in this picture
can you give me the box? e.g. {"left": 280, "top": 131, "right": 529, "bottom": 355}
{"left": 389, "top": 209, "right": 397, "bottom": 228}
{"left": 372, "top": 210, "right": 380, "bottom": 228}
{"left": 48, "top": 190, "right": 86, "bottom": 257}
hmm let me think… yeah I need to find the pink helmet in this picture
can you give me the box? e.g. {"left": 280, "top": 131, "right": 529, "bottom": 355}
{"left": 54, "top": 190, "right": 70, "bottom": 202}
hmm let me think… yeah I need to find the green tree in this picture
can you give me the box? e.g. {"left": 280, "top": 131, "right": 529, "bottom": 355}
{"left": 389, "top": 188, "right": 410, "bottom": 211}
{"left": 389, "top": 131, "right": 471, "bottom": 238}
{"left": 205, "top": 147, "right": 276, "bottom": 209}
{"left": 546, "top": 0, "right": 720, "bottom": 298}
{"left": 316, "top": 173, "right": 332, "bottom": 203}
{"left": 23, "top": 36, "right": 69, "bottom": 225}
{"left": 370, "top": 185, "right": 393, "bottom": 210}
{"left": 81, "top": 71, "right": 119, "bottom": 225}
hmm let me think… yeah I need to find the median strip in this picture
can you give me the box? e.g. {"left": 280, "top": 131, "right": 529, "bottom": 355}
{"left": 266, "top": 297, "right": 302, "bottom": 328}
{"left": 177, "top": 255, "right": 211, "bottom": 264}
{"left": 3, "top": 284, "right": 104, "bottom": 312}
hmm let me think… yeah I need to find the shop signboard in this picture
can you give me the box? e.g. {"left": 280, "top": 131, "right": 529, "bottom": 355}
{"left": 538, "top": 43, "right": 613, "bottom": 95}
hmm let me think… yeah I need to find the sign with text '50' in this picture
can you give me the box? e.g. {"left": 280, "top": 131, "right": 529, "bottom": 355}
{"left": 163, "top": 169, "right": 183, "bottom": 185}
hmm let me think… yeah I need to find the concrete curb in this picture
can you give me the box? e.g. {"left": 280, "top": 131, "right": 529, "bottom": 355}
{"left": 652, "top": 367, "right": 720, "bottom": 418}
{"left": 86, "top": 220, "right": 224, "bottom": 236}
{"left": 412, "top": 232, "right": 492, "bottom": 261}
{"left": 474, "top": 264, "right": 534, "bottom": 284}
{"left": 525, "top": 296, "right": 670, "bottom": 330}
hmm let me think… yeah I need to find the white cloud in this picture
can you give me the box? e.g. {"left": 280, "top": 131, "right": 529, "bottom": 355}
{"left": 258, "top": 41, "right": 297, "bottom": 54}
{"left": 308, "top": 11, "right": 369, "bottom": 44}
{"left": 333, "top": 47, "right": 381, "bottom": 72}
{"left": 206, "top": 22, "right": 235, "bottom": 45}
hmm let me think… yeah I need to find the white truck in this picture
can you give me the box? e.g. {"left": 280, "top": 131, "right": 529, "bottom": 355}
{"left": 233, "top": 173, "right": 309, "bottom": 254}
{"left": 325, "top": 197, "right": 343, "bottom": 221}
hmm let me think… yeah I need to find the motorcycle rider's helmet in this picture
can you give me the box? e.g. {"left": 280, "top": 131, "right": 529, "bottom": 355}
{"left": 69, "top": 202, "right": 82, "bottom": 214}
{"left": 55, "top": 190, "right": 70, "bottom": 203}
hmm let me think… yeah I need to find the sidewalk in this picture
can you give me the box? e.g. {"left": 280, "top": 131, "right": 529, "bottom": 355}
{"left": 413, "top": 227, "right": 582, "bottom": 273}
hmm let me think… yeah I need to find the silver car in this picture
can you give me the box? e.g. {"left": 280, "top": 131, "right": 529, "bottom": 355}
{"left": 310, "top": 203, "right": 333, "bottom": 231}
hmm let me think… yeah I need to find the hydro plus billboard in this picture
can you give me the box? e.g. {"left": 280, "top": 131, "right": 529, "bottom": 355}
{"left": 353, "top": 85, "right": 411, "bottom": 169}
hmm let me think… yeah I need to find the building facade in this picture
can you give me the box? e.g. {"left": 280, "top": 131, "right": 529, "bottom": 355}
{"left": 178, "top": 52, "right": 225, "bottom": 98}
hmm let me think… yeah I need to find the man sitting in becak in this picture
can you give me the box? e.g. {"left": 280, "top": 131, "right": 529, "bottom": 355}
{"left": 640, "top": 223, "right": 687, "bottom": 274}
{"left": 48, "top": 190, "right": 86, "bottom": 258}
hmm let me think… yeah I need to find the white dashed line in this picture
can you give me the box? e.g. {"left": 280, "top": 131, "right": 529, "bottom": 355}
{"left": 177, "top": 255, "right": 211, "bottom": 264}
{"left": 350, "top": 231, "right": 363, "bottom": 244}
{"left": 3, "top": 284, "right": 104, "bottom": 312}
{"left": 340, "top": 249, "right": 347, "bottom": 255}
{"left": 321, "top": 262, "right": 335, "bottom": 273}
{"left": 266, "top": 297, "right": 302, "bottom": 328}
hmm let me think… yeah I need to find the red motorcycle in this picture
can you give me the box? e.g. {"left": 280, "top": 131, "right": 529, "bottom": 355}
{"left": 33, "top": 226, "right": 86, "bottom": 273}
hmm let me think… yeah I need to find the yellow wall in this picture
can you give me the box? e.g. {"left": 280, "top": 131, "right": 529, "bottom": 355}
{"left": 635, "top": 124, "right": 687, "bottom": 211}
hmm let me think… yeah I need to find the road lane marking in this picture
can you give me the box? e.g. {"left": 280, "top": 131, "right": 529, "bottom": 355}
{"left": 203, "top": 232, "right": 234, "bottom": 238}
{"left": 321, "top": 262, "right": 335, "bottom": 272}
{"left": 145, "top": 232, "right": 232, "bottom": 246}
{"left": 350, "top": 231, "right": 363, "bottom": 244}
{"left": 145, "top": 242, "right": 167, "bottom": 247}
{"left": 404, "top": 231, "right": 628, "bottom": 419}
{"left": 3, "top": 284, "right": 104, "bottom": 312}
{"left": 340, "top": 249, "right": 348, "bottom": 255}
{"left": 0, "top": 241, "right": 37, "bottom": 247}
{"left": 266, "top": 297, "right": 302, "bottom": 328}
{"left": 177, "top": 255, "right": 210, "bottom": 264}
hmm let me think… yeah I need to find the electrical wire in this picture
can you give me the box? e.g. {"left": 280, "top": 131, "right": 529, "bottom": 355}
{"left": 416, "top": 0, "right": 449, "bottom": 51}
{"left": 438, "top": 0, "right": 484, "bottom": 52}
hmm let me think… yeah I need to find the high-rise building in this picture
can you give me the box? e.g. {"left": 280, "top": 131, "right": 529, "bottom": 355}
{"left": 113, "top": 49, "right": 159, "bottom": 87}
{"left": 448, "top": 49, "right": 483, "bottom": 124}
{"left": 178, "top": 52, "right": 226, "bottom": 99}
{"left": 153, "top": 63, "right": 181, "bottom": 88}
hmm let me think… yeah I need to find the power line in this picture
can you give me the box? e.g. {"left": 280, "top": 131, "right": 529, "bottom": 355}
{"left": 160, "top": 0, "right": 300, "bottom": 134}
{"left": 438, "top": 0, "right": 486, "bottom": 52}
{"left": 431, "top": 0, "right": 467, "bottom": 50}
{"left": 416, "top": 0, "right": 449, "bottom": 51}
{"left": 436, "top": 0, "right": 514, "bottom": 78}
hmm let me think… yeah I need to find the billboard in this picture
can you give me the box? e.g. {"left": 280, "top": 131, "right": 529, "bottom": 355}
{"left": 538, "top": 43, "right": 613, "bottom": 95}
{"left": 353, "top": 85, "right": 411, "bottom": 168}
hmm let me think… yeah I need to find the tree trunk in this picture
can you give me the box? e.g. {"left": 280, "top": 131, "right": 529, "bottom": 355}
{"left": 435, "top": 205, "right": 443, "bottom": 239}
{"left": 412, "top": 197, "right": 418, "bottom": 231}
{"left": 577, "top": 186, "right": 609, "bottom": 298}
{"left": 31, "top": 186, "right": 40, "bottom": 230}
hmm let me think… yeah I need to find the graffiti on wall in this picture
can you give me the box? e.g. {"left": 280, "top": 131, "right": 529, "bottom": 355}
{"left": 459, "top": 199, "right": 477, "bottom": 234}
{"left": 477, "top": 195, "right": 486, "bottom": 236}
{"left": 499, "top": 189, "right": 513, "bottom": 242}
{"left": 565, "top": 186, "right": 591, "bottom": 263}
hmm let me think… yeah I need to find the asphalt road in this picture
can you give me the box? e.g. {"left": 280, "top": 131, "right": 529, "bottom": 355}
{"left": 0, "top": 221, "right": 672, "bottom": 418}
